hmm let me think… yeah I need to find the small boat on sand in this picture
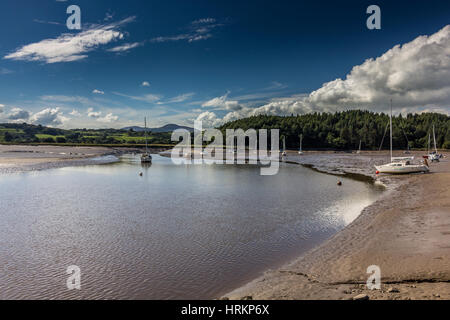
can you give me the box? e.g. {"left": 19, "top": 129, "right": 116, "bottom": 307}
{"left": 375, "top": 100, "right": 428, "bottom": 174}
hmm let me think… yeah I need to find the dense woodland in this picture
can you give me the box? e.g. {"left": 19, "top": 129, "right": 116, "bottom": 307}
{"left": 219, "top": 110, "right": 450, "bottom": 150}
{"left": 1, "top": 110, "right": 449, "bottom": 149}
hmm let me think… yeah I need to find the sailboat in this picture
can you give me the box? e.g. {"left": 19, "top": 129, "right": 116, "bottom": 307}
{"left": 298, "top": 134, "right": 303, "bottom": 155}
{"left": 281, "top": 137, "right": 287, "bottom": 157}
{"left": 356, "top": 140, "right": 362, "bottom": 154}
{"left": 141, "top": 117, "right": 152, "bottom": 163}
{"left": 428, "top": 125, "right": 440, "bottom": 162}
{"left": 375, "top": 100, "right": 428, "bottom": 174}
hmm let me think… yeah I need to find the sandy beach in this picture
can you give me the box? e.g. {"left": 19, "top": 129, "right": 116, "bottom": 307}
{"left": 225, "top": 150, "right": 450, "bottom": 300}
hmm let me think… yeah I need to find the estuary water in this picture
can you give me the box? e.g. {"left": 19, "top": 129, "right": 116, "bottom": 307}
{"left": 0, "top": 154, "right": 383, "bottom": 299}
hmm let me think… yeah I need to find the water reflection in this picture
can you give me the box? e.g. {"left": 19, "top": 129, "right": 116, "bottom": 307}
{"left": 0, "top": 154, "right": 382, "bottom": 300}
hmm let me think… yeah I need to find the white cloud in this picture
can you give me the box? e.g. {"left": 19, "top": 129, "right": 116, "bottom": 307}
{"left": 202, "top": 92, "right": 241, "bottom": 110}
{"left": 107, "top": 42, "right": 142, "bottom": 52}
{"left": 210, "top": 25, "right": 450, "bottom": 124}
{"left": 92, "top": 89, "right": 105, "bottom": 95}
{"left": 166, "top": 93, "right": 195, "bottom": 103}
{"left": 69, "top": 109, "right": 81, "bottom": 116}
{"left": 30, "top": 108, "right": 68, "bottom": 126}
{"left": 141, "top": 81, "right": 150, "bottom": 87}
{"left": 87, "top": 107, "right": 102, "bottom": 118}
{"left": 112, "top": 91, "right": 161, "bottom": 103}
{"left": 4, "top": 17, "right": 135, "bottom": 63}
{"left": 97, "top": 113, "right": 118, "bottom": 123}
{"left": 8, "top": 108, "right": 30, "bottom": 121}
{"left": 151, "top": 18, "right": 222, "bottom": 43}
{"left": 0, "top": 104, "right": 4, "bottom": 113}
{"left": 195, "top": 111, "right": 223, "bottom": 128}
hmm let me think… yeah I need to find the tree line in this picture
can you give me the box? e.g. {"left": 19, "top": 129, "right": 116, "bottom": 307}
{"left": 219, "top": 110, "right": 450, "bottom": 150}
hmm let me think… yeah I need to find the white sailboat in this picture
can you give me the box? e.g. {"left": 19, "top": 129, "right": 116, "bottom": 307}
{"left": 141, "top": 117, "right": 152, "bottom": 163}
{"left": 356, "top": 139, "right": 362, "bottom": 154}
{"left": 298, "top": 134, "right": 303, "bottom": 155}
{"left": 428, "top": 125, "right": 440, "bottom": 162}
{"left": 375, "top": 101, "right": 428, "bottom": 174}
{"left": 281, "top": 137, "right": 287, "bottom": 157}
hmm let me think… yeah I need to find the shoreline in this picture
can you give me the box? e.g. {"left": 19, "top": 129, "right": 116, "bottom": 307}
{"left": 0, "top": 144, "right": 168, "bottom": 174}
{"left": 223, "top": 150, "right": 450, "bottom": 300}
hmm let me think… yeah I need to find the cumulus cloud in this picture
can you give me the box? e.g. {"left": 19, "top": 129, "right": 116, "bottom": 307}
{"left": 206, "top": 25, "right": 450, "bottom": 124}
{"left": 8, "top": 108, "right": 30, "bottom": 121}
{"left": 0, "top": 104, "right": 4, "bottom": 113}
{"left": 30, "top": 108, "right": 68, "bottom": 126}
{"left": 92, "top": 89, "right": 105, "bottom": 95}
{"left": 195, "top": 111, "right": 222, "bottom": 128}
{"left": 97, "top": 113, "right": 118, "bottom": 123}
{"left": 87, "top": 107, "right": 102, "bottom": 118}
{"left": 141, "top": 81, "right": 150, "bottom": 87}
{"left": 69, "top": 109, "right": 81, "bottom": 116}
{"left": 202, "top": 92, "right": 241, "bottom": 110}
{"left": 4, "top": 17, "right": 134, "bottom": 63}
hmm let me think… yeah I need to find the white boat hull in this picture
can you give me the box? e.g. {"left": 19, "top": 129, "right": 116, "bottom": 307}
{"left": 375, "top": 163, "right": 428, "bottom": 174}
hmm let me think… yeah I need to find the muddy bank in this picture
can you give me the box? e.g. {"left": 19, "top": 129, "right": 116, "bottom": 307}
{"left": 224, "top": 151, "right": 450, "bottom": 300}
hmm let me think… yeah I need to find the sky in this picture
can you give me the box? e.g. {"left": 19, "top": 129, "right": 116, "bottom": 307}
{"left": 0, "top": 0, "right": 449, "bottom": 129}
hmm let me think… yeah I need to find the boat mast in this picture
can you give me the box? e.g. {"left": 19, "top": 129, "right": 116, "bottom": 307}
{"left": 144, "top": 117, "right": 149, "bottom": 153}
{"left": 300, "top": 134, "right": 303, "bottom": 152}
{"left": 433, "top": 124, "right": 438, "bottom": 153}
{"left": 390, "top": 99, "right": 393, "bottom": 162}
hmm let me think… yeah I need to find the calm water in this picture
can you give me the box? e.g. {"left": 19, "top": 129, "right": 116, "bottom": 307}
{"left": 0, "top": 154, "right": 382, "bottom": 299}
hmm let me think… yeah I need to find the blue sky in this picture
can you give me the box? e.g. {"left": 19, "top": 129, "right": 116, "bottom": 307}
{"left": 0, "top": 0, "right": 449, "bottom": 128}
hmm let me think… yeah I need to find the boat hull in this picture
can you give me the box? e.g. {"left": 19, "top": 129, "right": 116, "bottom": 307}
{"left": 375, "top": 164, "right": 428, "bottom": 174}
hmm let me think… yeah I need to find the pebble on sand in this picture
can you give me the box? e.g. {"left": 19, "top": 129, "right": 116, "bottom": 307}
{"left": 353, "top": 294, "right": 369, "bottom": 300}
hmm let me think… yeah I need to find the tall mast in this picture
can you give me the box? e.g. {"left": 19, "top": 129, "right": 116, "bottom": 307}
{"left": 144, "top": 117, "right": 148, "bottom": 153}
{"left": 390, "top": 99, "right": 393, "bottom": 162}
{"left": 433, "top": 124, "right": 437, "bottom": 153}
{"left": 300, "top": 134, "right": 303, "bottom": 152}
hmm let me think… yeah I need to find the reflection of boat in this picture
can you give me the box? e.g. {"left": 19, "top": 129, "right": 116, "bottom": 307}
{"left": 375, "top": 100, "right": 428, "bottom": 174}
{"left": 141, "top": 162, "right": 152, "bottom": 169}
{"left": 141, "top": 117, "right": 152, "bottom": 163}
{"left": 298, "top": 134, "right": 303, "bottom": 155}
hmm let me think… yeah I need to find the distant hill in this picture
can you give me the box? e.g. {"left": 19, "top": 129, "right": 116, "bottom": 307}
{"left": 122, "top": 124, "right": 194, "bottom": 133}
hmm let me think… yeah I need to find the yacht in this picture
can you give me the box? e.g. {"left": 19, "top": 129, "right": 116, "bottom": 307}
{"left": 141, "top": 117, "right": 152, "bottom": 163}
{"left": 375, "top": 100, "right": 428, "bottom": 174}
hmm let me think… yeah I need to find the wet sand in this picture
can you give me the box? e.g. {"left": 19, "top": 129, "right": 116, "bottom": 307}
{"left": 225, "top": 151, "right": 450, "bottom": 300}
{"left": 0, "top": 145, "right": 127, "bottom": 173}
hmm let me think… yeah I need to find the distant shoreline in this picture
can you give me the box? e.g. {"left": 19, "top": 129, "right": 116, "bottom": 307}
{"left": 224, "top": 150, "right": 450, "bottom": 300}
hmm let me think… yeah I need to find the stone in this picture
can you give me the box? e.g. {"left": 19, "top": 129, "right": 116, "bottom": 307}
{"left": 353, "top": 294, "right": 369, "bottom": 300}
